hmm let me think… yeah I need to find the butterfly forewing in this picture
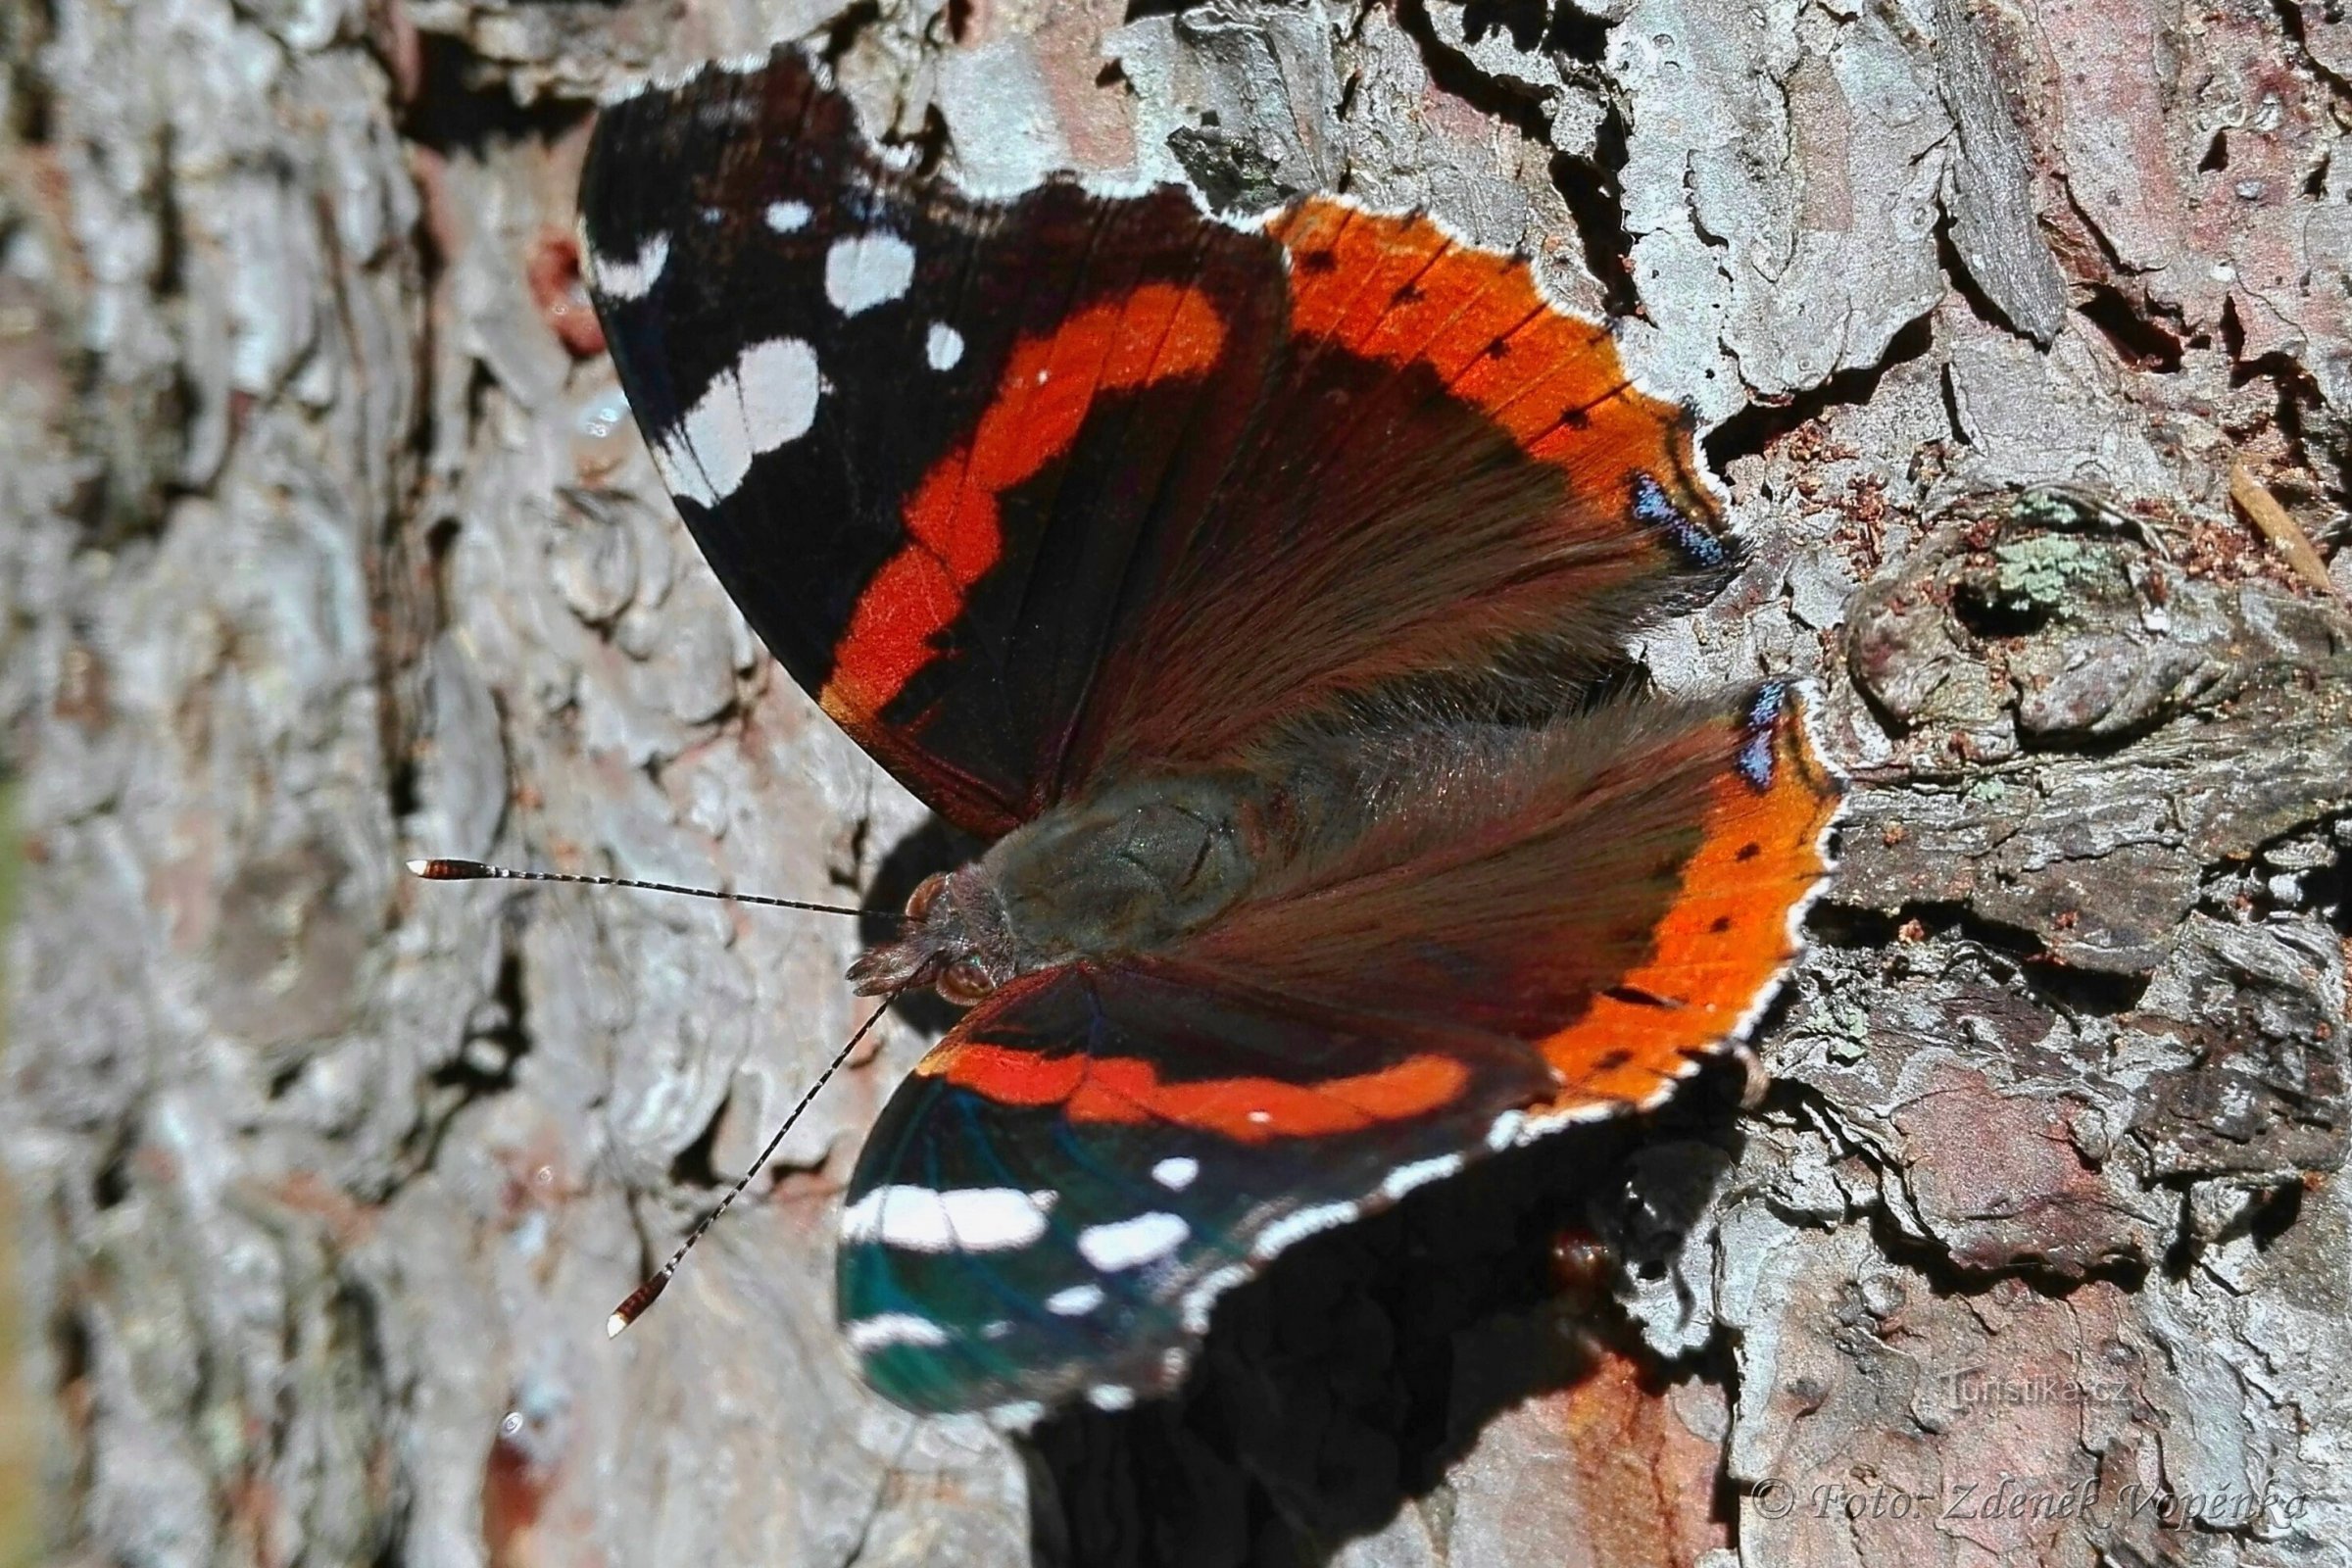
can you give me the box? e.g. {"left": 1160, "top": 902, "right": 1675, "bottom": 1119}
{"left": 580, "top": 51, "right": 1740, "bottom": 827}
{"left": 582, "top": 55, "right": 1284, "bottom": 833}
{"left": 837, "top": 960, "right": 1558, "bottom": 1416}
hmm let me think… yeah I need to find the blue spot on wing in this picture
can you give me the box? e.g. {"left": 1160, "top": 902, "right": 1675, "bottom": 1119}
{"left": 1736, "top": 680, "right": 1787, "bottom": 790}
{"left": 1630, "top": 472, "right": 1729, "bottom": 570}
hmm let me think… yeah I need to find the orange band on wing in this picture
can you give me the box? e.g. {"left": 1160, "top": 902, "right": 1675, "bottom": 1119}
{"left": 822, "top": 284, "right": 1228, "bottom": 723}
{"left": 919, "top": 1041, "right": 1470, "bottom": 1145}
{"left": 1525, "top": 698, "right": 1840, "bottom": 1117}
{"left": 1263, "top": 197, "right": 1713, "bottom": 529}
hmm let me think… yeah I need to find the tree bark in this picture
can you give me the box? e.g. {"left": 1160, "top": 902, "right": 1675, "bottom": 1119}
{"left": 2, "top": 1, "right": 2345, "bottom": 1566}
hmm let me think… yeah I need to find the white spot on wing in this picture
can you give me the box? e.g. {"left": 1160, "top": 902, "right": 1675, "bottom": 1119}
{"left": 1046, "top": 1283, "right": 1105, "bottom": 1316}
{"left": 591, "top": 231, "right": 670, "bottom": 302}
{"left": 825, "top": 231, "right": 916, "bottom": 316}
{"left": 1077, "top": 1212, "right": 1189, "bottom": 1271}
{"left": 1151, "top": 1157, "right": 1199, "bottom": 1192}
{"left": 925, "top": 321, "right": 964, "bottom": 370}
{"left": 646, "top": 441, "right": 705, "bottom": 506}
{"left": 1250, "top": 1201, "right": 1359, "bottom": 1259}
{"left": 840, "top": 1184, "right": 1055, "bottom": 1252}
{"left": 653, "top": 336, "right": 820, "bottom": 507}
{"left": 735, "top": 336, "right": 821, "bottom": 445}
{"left": 844, "top": 1313, "right": 951, "bottom": 1350}
{"left": 1087, "top": 1385, "right": 1137, "bottom": 1411}
{"left": 656, "top": 383, "right": 748, "bottom": 509}
{"left": 765, "top": 200, "right": 811, "bottom": 233}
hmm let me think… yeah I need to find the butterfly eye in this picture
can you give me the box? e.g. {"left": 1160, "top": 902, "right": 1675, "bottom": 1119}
{"left": 906, "top": 872, "right": 949, "bottom": 922}
{"left": 938, "top": 958, "right": 997, "bottom": 1004}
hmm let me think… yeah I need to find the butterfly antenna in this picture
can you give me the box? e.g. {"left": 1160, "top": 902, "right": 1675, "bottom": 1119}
{"left": 606, "top": 981, "right": 908, "bottom": 1339}
{"left": 406, "top": 857, "right": 897, "bottom": 921}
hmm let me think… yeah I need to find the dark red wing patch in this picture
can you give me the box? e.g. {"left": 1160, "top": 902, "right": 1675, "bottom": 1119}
{"left": 1066, "top": 203, "right": 1740, "bottom": 781}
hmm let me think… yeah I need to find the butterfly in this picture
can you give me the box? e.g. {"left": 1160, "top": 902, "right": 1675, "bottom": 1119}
{"left": 572, "top": 43, "right": 1839, "bottom": 1424}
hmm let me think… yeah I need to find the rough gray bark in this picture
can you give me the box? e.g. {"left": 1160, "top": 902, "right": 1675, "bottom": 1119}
{"left": 2, "top": 1, "right": 2346, "bottom": 1566}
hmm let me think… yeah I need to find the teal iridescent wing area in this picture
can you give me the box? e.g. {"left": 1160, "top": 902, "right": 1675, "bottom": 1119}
{"left": 837, "top": 960, "right": 1555, "bottom": 1418}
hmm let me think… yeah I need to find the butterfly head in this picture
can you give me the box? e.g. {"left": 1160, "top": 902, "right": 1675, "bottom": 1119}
{"left": 846, "top": 867, "right": 1013, "bottom": 1004}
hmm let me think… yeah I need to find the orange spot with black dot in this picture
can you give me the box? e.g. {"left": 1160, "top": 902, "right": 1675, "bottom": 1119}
{"left": 1524, "top": 694, "right": 1839, "bottom": 1116}
{"left": 1261, "top": 199, "right": 1710, "bottom": 534}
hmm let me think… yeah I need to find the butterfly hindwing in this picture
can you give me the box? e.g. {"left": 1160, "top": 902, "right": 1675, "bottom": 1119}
{"left": 837, "top": 688, "right": 1838, "bottom": 1417}
{"left": 1181, "top": 683, "right": 1842, "bottom": 1125}
{"left": 837, "top": 960, "right": 1558, "bottom": 1416}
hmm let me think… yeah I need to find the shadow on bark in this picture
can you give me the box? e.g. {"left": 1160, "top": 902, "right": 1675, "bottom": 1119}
{"left": 1023, "top": 1074, "right": 1751, "bottom": 1567}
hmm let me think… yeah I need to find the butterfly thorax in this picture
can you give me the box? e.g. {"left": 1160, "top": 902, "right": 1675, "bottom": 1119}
{"left": 846, "top": 771, "right": 1296, "bottom": 1003}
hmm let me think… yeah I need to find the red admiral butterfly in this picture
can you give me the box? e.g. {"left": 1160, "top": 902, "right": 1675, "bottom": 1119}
{"left": 541, "top": 43, "right": 1838, "bottom": 1423}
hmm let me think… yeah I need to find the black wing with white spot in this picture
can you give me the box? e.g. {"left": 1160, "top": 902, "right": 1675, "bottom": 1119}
{"left": 834, "top": 959, "right": 1557, "bottom": 1419}
{"left": 579, "top": 48, "right": 1287, "bottom": 836}
{"left": 580, "top": 48, "right": 1741, "bottom": 839}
